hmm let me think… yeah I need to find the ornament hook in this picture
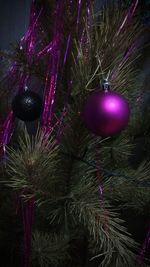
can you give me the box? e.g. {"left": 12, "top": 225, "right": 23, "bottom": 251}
{"left": 102, "top": 79, "right": 110, "bottom": 92}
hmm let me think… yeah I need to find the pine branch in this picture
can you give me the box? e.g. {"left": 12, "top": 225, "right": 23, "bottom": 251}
{"left": 31, "top": 231, "right": 69, "bottom": 267}
{"left": 4, "top": 128, "right": 62, "bottom": 203}
{"left": 68, "top": 175, "right": 138, "bottom": 267}
{"left": 72, "top": 2, "right": 143, "bottom": 103}
{"left": 104, "top": 162, "right": 150, "bottom": 213}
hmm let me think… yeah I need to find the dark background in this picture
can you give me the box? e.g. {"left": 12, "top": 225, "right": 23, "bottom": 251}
{"left": 0, "top": 0, "right": 107, "bottom": 50}
{"left": 0, "top": 0, "right": 31, "bottom": 50}
{"left": 0, "top": 0, "right": 149, "bottom": 74}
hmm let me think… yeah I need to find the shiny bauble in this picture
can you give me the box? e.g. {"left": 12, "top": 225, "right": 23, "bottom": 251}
{"left": 12, "top": 90, "right": 43, "bottom": 121}
{"left": 82, "top": 90, "right": 130, "bottom": 137}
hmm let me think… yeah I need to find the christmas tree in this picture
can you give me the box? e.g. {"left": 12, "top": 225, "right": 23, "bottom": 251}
{"left": 0, "top": 1, "right": 150, "bottom": 267}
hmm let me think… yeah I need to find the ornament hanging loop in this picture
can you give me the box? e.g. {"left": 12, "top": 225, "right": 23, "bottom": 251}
{"left": 24, "top": 85, "right": 28, "bottom": 92}
{"left": 102, "top": 79, "right": 110, "bottom": 92}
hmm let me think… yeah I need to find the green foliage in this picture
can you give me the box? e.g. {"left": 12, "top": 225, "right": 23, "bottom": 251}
{"left": 2, "top": 1, "right": 150, "bottom": 267}
{"left": 5, "top": 122, "right": 143, "bottom": 267}
{"left": 31, "top": 232, "right": 69, "bottom": 267}
{"left": 5, "top": 128, "right": 61, "bottom": 202}
{"left": 72, "top": 2, "right": 143, "bottom": 101}
{"left": 68, "top": 175, "right": 137, "bottom": 267}
{"left": 104, "top": 161, "right": 150, "bottom": 214}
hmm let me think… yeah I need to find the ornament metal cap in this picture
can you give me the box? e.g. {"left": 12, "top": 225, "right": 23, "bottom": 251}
{"left": 102, "top": 79, "right": 110, "bottom": 92}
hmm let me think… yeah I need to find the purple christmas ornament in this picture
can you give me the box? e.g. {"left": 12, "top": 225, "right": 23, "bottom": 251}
{"left": 83, "top": 84, "right": 130, "bottom": 137}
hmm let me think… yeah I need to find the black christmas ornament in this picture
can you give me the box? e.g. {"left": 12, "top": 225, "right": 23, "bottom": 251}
{"left": 12, "top": 90, "right": 43, "bottom": 121}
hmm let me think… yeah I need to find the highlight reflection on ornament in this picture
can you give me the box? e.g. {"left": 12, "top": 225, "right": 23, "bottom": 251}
{"left": 104, "top": 96, "right": 120, "bottom": 112}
